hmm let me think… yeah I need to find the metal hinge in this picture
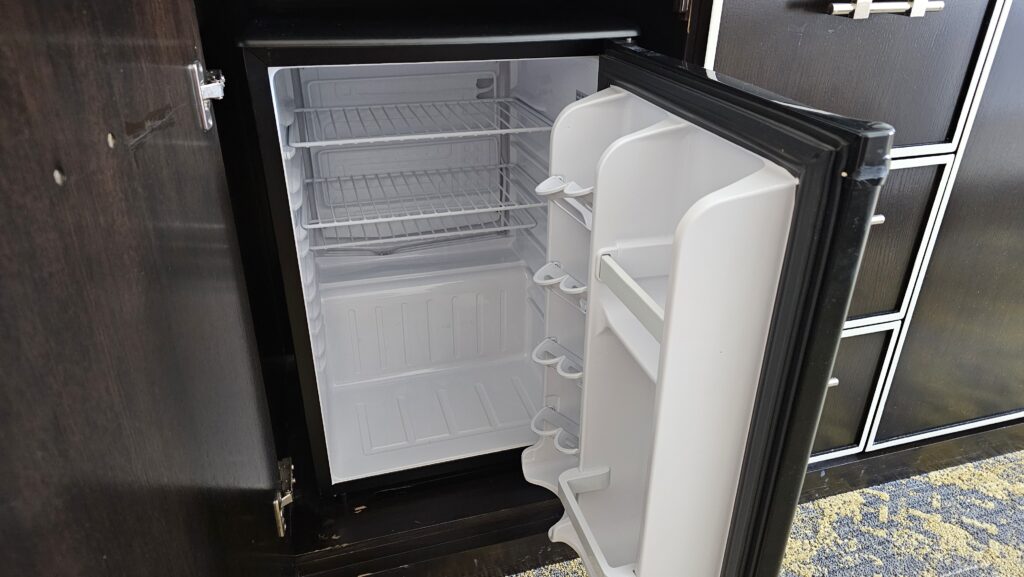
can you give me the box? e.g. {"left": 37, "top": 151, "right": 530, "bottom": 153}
{"left": 188, "top": 60, "right": 226, "bottom": 131}
{"left": 273, "top": 458, "right": 295, "bottom": 538}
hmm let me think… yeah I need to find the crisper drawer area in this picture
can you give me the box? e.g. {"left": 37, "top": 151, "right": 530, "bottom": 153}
{"left": 318, "top": 264, "right": 545, "bottom": 482}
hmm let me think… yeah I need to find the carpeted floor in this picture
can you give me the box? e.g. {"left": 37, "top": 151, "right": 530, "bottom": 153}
{"left": 510, "top": 450, "right": 1024, "bottom": 577}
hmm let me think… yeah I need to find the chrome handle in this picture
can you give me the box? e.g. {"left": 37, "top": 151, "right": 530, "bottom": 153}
{"left": 827, "top": 377, "right": 840, "bottom": 388}
{"left": 830, "top": 0, "right": 944, "bottom": 19}
{"left": 870, "top": 214, "right": 886, "bottom": 226}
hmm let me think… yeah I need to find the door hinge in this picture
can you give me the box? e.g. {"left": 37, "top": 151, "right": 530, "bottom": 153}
{"left": 188, "top": 60, "right": 226, "bottom": 131}
{"left": 273, "top": 458, "right": 295, "bottom": 538}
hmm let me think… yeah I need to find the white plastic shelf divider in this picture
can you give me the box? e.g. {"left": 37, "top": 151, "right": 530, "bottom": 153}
{"left": 290, "top": 98, "right": 553, "bottom": 148}
{"left": 304, "top": 164, "right": 544, "bottom": 230}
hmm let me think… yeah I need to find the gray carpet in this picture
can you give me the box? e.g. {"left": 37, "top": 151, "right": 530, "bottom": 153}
{"left": 511, "top": 450, "right": 1024, "bottom": 576}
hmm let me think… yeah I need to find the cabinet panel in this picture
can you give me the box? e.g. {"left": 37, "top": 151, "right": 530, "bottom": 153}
{"left": 812, "top": 331, "right": 892, "bottom": 455}
{"left": 874, "top": 2, "right": 1024, "bottom": 443}
{"left": 0, "top": 0, "right": 281, "bottom": 574}
{"left": 713, "top": 0, "right": 994, "bottom": 148}
{"left": 847, "top": 164, "right": 944, "bottom": 320}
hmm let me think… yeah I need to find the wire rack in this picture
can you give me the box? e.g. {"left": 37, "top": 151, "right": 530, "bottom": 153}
{"left": 310, "top": 209, "right": 537, "bottom": 251}
{"left": 305, "top": 163, "right": 542, "bottom": 251}
{"left": 289, "top": 98, "right": 552, "bottom": 148}
{"left": 304, "top": 164, "right": 544, "bottom": 229}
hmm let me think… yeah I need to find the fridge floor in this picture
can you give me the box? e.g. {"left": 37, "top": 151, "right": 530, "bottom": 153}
{"left": 327, "top": 357, "right": 544, "bottom": 482}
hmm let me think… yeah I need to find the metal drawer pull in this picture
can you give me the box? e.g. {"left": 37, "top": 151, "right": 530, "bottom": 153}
{"left": 827, "top": 377, "right": 840, "bottom": 388}
{"left": 870, "top": 214, "right": 886, "bottom": 226}
{"left": 830, "top": 0, "right": 944, "bottom": 19}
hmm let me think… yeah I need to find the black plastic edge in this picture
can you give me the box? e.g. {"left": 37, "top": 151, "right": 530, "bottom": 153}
{"left": 599, "top": 41, "right": 893, "bottom": 577}
{"left": 243, "top": 51, "right": 335, "bottom": 493}
{"left": 242, "top": 40, "right": 616, "bottom": 68}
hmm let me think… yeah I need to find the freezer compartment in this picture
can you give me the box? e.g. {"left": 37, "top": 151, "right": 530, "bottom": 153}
{"left": 268, "top": 57, "right": 599, "bottom": 483}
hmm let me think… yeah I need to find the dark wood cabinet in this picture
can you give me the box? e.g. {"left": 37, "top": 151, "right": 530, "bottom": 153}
{"left": 812, "top": 327, "right": 896, "bottom": 456}
{"left": 873, "top": 1, "right": 1024, "bottom": 444}
{"left": 711, "top": 0, "right": 996, "bottom": 149}
{"left": 0, "top": 0, "right": 283, "bottom": 575}
{"left": 847, "top": 160, "right": 949, "bottom": 321}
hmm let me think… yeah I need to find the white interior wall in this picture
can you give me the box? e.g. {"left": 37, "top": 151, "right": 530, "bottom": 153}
{"left": 270, "top": 57, "right": 600, "bottom": 482}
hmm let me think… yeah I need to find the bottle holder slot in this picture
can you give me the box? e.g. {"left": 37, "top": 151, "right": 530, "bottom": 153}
{"left": 533, "top": 262, "right": 588, "bottom": 296}
{"left": 535, "top": 175, "right": 595, "bottom": 200}
{"left": 530, "top": 406, "right": 580, "bottom": 455}
{"left": 531, "top": 337, "right": 584, "bottom": 380}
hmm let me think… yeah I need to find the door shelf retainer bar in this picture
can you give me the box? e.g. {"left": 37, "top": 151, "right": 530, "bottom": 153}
{"left": 597, "top": 254, "right": 665, "bottom": 342}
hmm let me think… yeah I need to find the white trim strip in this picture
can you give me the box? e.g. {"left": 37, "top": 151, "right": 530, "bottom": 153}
{"left": 703, "top": 0, "right": 724, "bottom": 70}
{"left": 869, "top": 410, "right": 1024, "bottom": 451}
{"left": 891, "top": 143, "right": 956, "bottom": 159}
{"left": 844, "top": 312, "right": 902, "bottom": 330}
{"left": 892, "top": 156, "right": 956, "bottom": 321}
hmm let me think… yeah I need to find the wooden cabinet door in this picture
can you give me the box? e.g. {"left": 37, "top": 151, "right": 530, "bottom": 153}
{"left": 812, "top": 328, "right": 897, "bottom": 457}
{"left": 847, "top": 159, "right": 950, "bottom": 322}
{"left": 709, "top": 0, "right": 999, "bottom": 152}
{"left": 871, "top": 1, "right": 1024, "bottom": 446}
{"left": 0, "top": 1, "right": 283, "bottom": 576}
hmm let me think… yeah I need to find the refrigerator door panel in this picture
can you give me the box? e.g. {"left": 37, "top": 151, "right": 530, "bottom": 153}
{"left": 523, "top": 41, "right": 893, "bottom": 577}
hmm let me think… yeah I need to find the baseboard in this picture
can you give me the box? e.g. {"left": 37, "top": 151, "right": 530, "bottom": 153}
{"left": 801, "top": 418, "right": 1024, "bottom": 502}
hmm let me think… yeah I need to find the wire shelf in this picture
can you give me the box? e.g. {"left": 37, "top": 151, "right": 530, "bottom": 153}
{"left": 289, "top": 98, "right": 553, "bottom": 147}
{"left": 310, "top": 209, "right": 537, "bottom": 251}
{"left": 304, "top": 164, "right": 544, "bottom": 230}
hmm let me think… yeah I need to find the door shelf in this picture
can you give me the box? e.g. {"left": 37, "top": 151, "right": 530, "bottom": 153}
{"left": 309, "top": 210, "right": 537, "bottom": 251}
{"left": 289, "top": 98, "right": 553, "bottom": 148}
{"left": 303, "top": 163, "right": 544, "bottom": 230}
{"left": 531, "top": 337, "right": 584, "bottom": 381}
{"left": 530, "top": 406, "right": 580, "bottom": 455}
{"left": 557, "top": 467, "right": 636, "bottom": 577}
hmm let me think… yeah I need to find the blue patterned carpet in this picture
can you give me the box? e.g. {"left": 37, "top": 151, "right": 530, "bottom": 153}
{"left": 511, "top": 450, "right": 1024, "bottom": 577}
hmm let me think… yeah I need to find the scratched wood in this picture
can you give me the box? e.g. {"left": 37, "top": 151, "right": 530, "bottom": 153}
{"left": 0, "top": 0, "right": 286, "bottom": 575}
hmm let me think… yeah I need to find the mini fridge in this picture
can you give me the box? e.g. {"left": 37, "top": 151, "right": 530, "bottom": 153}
{"left": 238, "top": 32, "right": 893, "bottom": 577}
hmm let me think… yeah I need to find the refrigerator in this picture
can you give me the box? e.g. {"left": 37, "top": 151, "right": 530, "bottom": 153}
{"left": 240, "top": 35, "right": 893, "bottom": 577}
